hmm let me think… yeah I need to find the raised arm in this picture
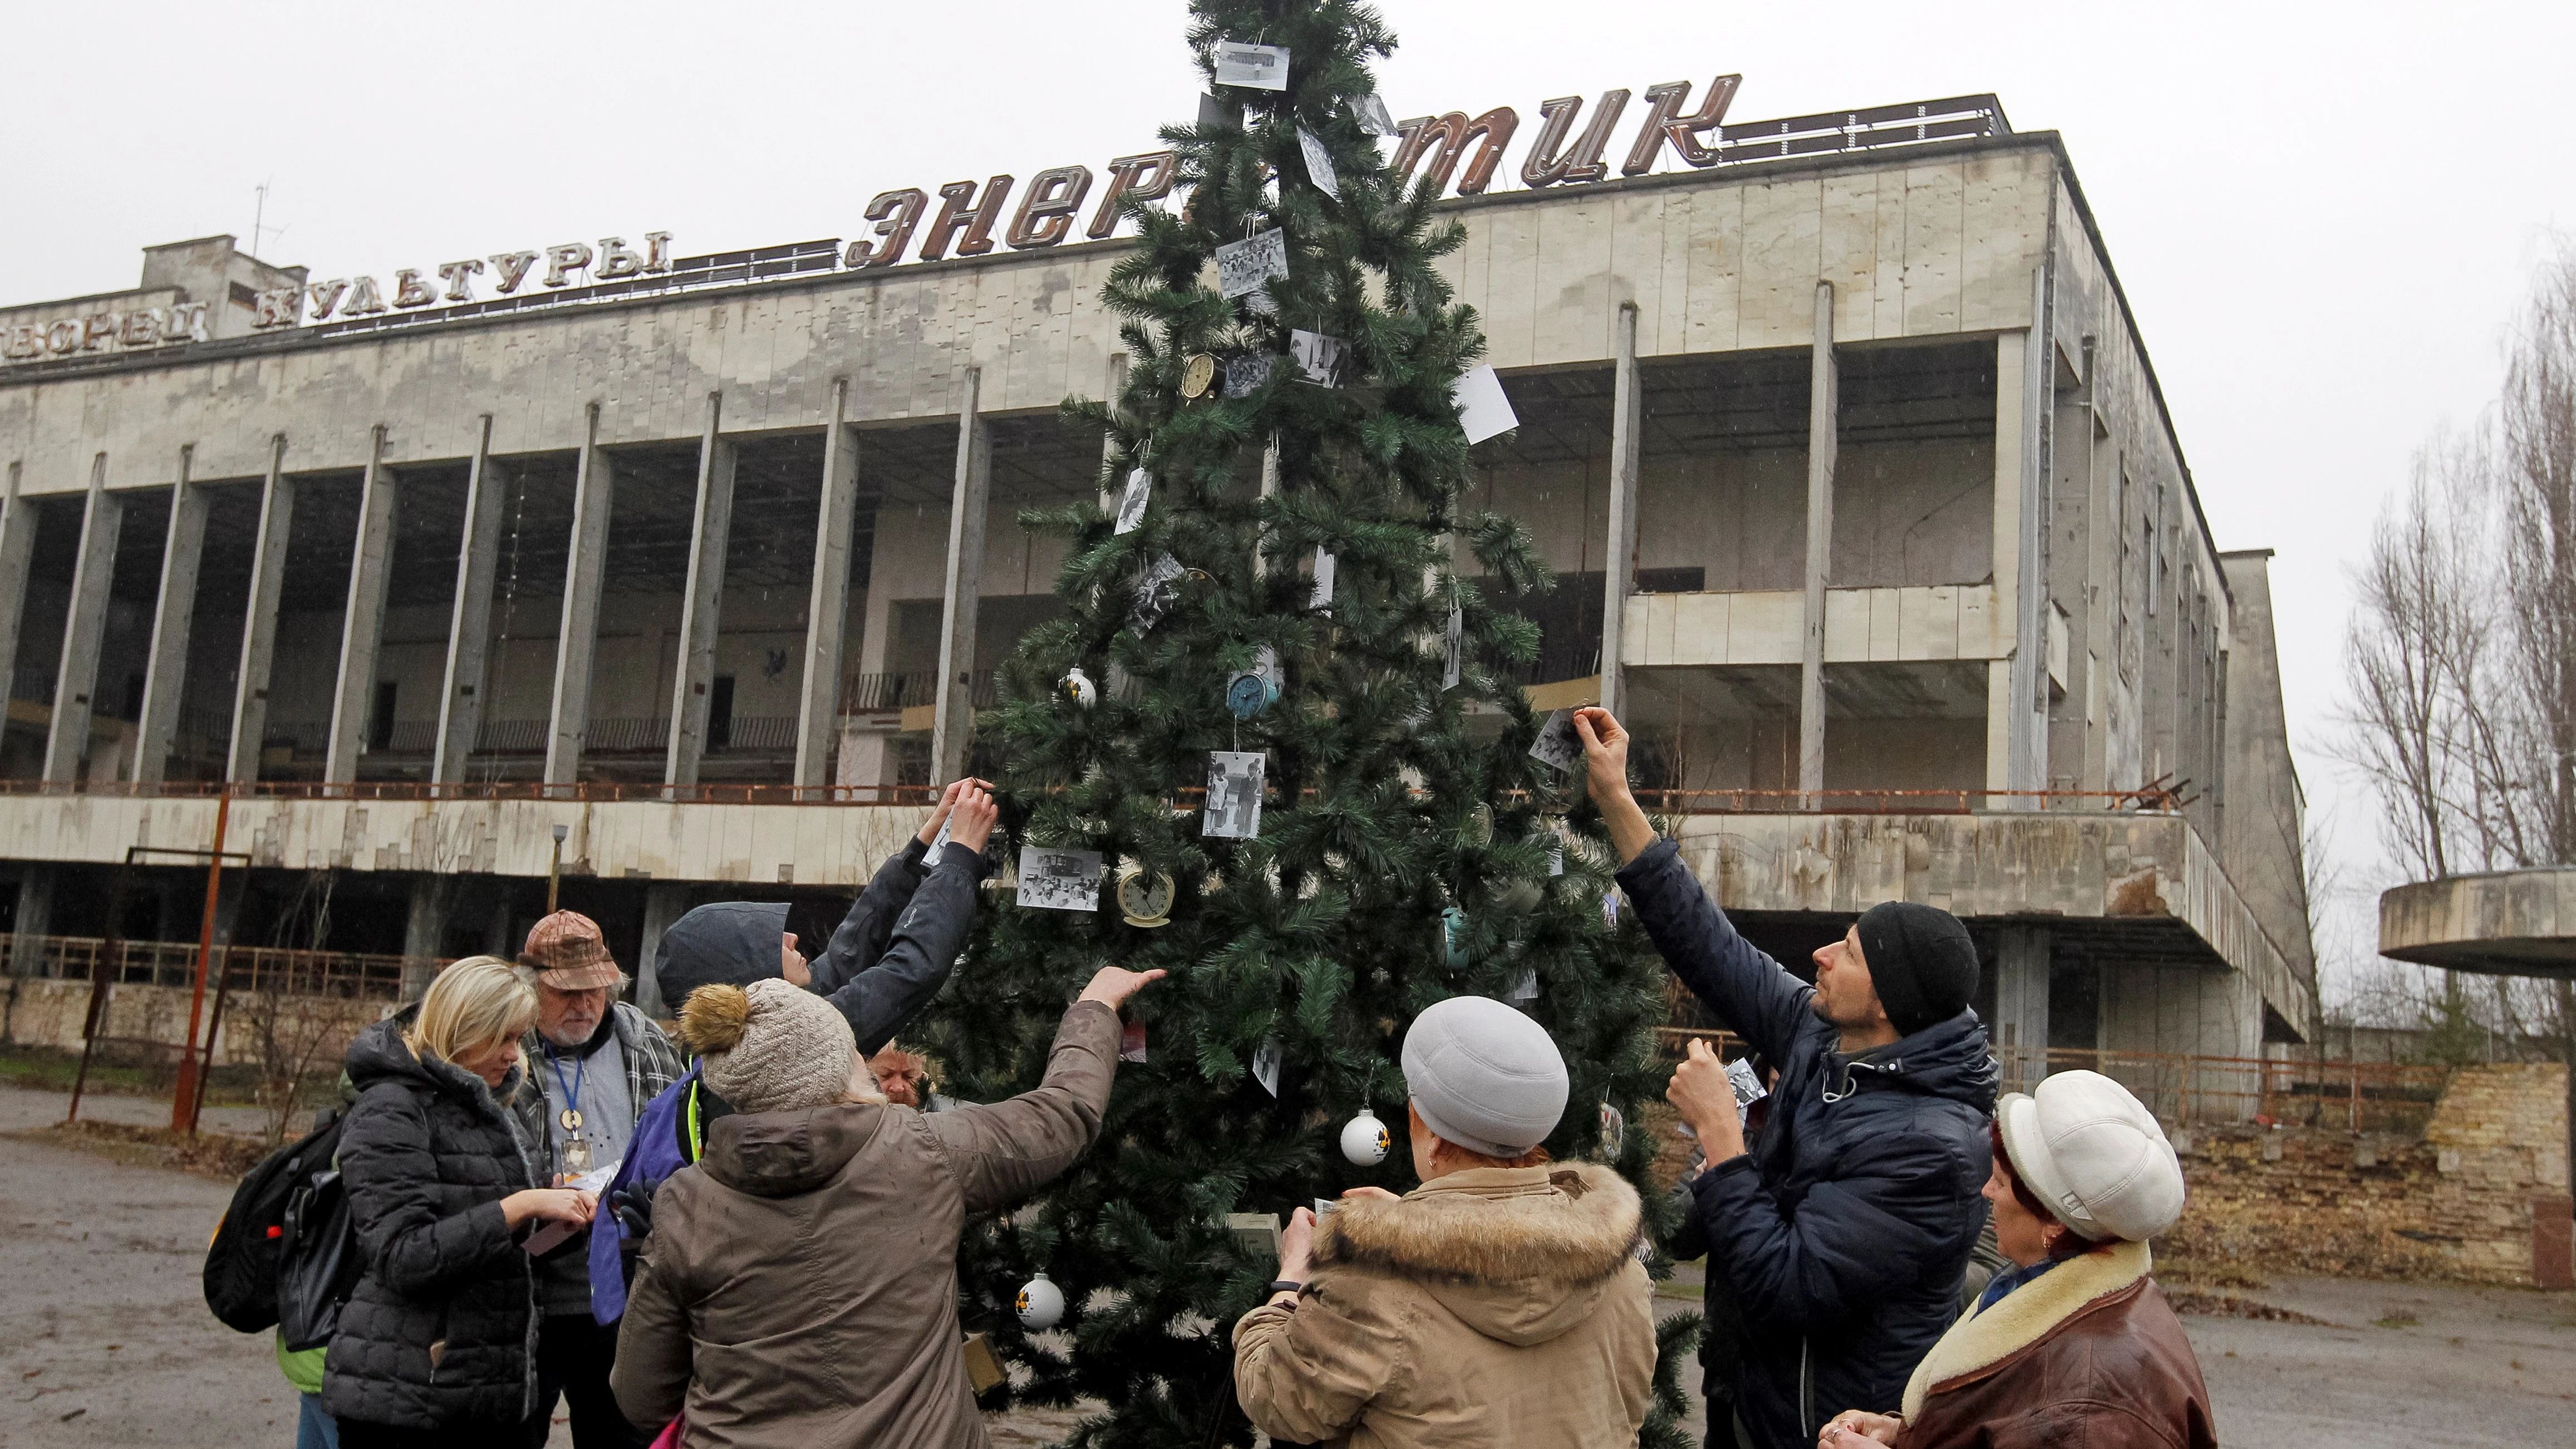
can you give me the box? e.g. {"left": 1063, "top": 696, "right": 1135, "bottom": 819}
{"left": 927, "top": 968, "right": 1162, "bottom": 1214}
{"left": 822, "top": 784, "right": 998, "bottom": 1054}
{"left": 807, "top": 779, "right": 985, "bottom": 997}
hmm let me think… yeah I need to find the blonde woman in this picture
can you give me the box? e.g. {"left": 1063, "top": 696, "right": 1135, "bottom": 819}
{"left": 323, "top": 956, "right": 598, "bottom": 1449}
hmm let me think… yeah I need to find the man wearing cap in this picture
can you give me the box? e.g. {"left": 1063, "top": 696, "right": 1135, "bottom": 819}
{"left": 514, "top": 910, "right": 687, "bottom": 1449}
{"left": 1821, "top": 1070, "right": 2214, "bottom": 1448}
{"left": 1232, "top": 995, "right": 1656, "bottom": 1448}
{"left": 1573, "top": 708, "right": 1996, "bottom": 1449}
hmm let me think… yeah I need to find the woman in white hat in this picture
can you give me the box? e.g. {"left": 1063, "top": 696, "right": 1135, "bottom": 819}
{"left": 1818, "top": 1070, "right": 2216, "bottom": 1449}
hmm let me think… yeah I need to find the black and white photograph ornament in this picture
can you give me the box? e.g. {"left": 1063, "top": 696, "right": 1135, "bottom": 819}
{"left": 1354, "top": 92, "right": 1395, "bottom": 136}
{"left": 1203, "top": 750, "right": 1265, "bottom": 839}
{"left": 1016, "top": 847, "right": 1103, "bottom": 912}
{"left": 1113, "top": 468, "right": 1150, "bottom": 535}
{"left": 1251, "top": 1037, "right": 1283, "bottom": 1097}
{"left": 1310, "top": 547, "right": 1336, "bottom": 612}
{"left": 1223, "top": 351, "right": 1282, "bottom": 397}
{"left": 1058, "top": 666, "right": 1098, "bottom": 708}
{"left": 1015, "top": 1271, "right": 1065, "bottom": 1330}
{"left": 1296, "top": 125, "right": 1339, "bottom": 199}
{"left": 1340, "top": 1109, "right": 1392, "bottom": 1166}
{"left": 1529, "top": 708, "right": 1581, "bottom": 773}
{"left": 1196, "top": 92, "right": 1245, "bottom": 131}
{"left": 1211, "top": 40, "right": 1289, "bottom": 90}
{"left": 1216, "top": 228, "right": 1289, "bottom": 310}
{"left": 1289, "top": 329, "right": 1350, "bottom": 387}
{"left": 1598, "top": 1100, "right": 1626, "bottom": 1160}
{"left": 1441, "top": 601, "right": 1464, "bottom": 690}
{"left": 1132, "top": 554, "right": 1186, "bottom": 633}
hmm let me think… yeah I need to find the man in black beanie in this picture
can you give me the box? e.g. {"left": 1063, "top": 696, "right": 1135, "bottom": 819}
{"left": 1574, "top": 709, "right": 1995, "bottom": 1449}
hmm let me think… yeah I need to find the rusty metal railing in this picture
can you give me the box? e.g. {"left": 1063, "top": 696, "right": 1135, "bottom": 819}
{"left": 3, "top": 935, "right": 422, "bottom": 1001}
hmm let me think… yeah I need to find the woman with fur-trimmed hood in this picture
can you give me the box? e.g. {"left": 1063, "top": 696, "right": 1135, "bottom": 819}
{"left": 1819, "top": 1071, "right": 2216, "bottom": 1449}
{"left": 1232, "top": 996, "right": 1656, "bottom": 1448}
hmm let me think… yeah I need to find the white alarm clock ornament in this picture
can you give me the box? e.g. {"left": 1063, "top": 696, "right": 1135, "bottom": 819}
{"left": 1340, "top": 1109, "right": 1391, "bottom": 1166}
{"left": 1015, "top": 1270, "right": 1065, "bottom": 1330}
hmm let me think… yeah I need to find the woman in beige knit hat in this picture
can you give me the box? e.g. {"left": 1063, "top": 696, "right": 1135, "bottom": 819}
{"left": 610, "top": 965, "right": 1162, "bottom": 1448}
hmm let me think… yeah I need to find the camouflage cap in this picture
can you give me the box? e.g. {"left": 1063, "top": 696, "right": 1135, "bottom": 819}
{"left": 518, "top": 910, "right": 622, "bottom": 991}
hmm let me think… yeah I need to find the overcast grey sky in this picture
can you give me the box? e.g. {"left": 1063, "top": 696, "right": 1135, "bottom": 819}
{"left": 11, "top": 2, "right": 2573, "bottom": 998}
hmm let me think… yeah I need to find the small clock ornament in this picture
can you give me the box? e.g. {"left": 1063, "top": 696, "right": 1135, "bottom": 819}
{"left": 1225, "top": 649, "right": 1282, "bottom": 720}
{"left": 1015, "top": 1270, "right": 1065, "bottom": 1330}
{"left": 1115, "top": 863, "right": 1176, "bottom": 928}
{"left": 1181, "top": 352, "right": 1218, "bottom": 400}
{"left": 1059, "top": 666, "right": 1098, "bottom": 709}
{"left": 1340, "top": 1109, "right": 1392, "bottom": 1167}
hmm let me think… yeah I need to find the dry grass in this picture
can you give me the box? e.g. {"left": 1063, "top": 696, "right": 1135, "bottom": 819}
{"left": 4, "top": 1119, "right": 269, "bottom": 1182}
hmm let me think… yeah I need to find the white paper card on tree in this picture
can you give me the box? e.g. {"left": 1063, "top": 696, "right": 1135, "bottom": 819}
{"left": 1310, "top": 548, "right": 1336, "bottom": 612}
{"left": 1529, "top": 708, "right": 1581, "bottom": 773}
{"left": 1289, "top": 330, "right": 1349, "bottom": 387}
{"left": 1132, "top": 554, "right": 1186, "bottom": 633}
{"left": 1223, "top": 1211, "right": 1282, "bottom": 1261}
{"left": 1354, "top": 93, "right": 1395, "bottom": 136}
{"left": 1296, "top": 126, "right": 1340, "bottom": 199}
{"left": 1508, "top": 967, "right": 1540, "bottom": 1002}
{"left": 1204, "top": 750, "right": 1266, "bottom": 839}
{"left": 1114, "top": 466, "right": 1151, "bottom": 536}
{"left": 931, "top": 816, "right": 953, "bottom": 854}
{"left": 1442, "top": 602, "right": 1464, "bottom": 691}
{"left": 1216, "top": 229, "right": 1290, "bottom": 301}
{"left": 1016, "top": 847, "right": 1104, "bottom": 912}
{"left": 1452, "top": 364, "right": 1519, "bottom": 445}
{"left": 1251, "top": 1037, "right": 1284, "bottom": 1097}
{"left": 1212, "top": 41, "right": 1290, "bottom": 91}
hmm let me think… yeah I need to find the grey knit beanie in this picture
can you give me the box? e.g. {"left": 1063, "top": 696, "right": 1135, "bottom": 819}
{"left": 682, "top": 978, "right": 857, "bottom": 1115}
{"left": 1400, "top": 995, "right": 1570, "bottom": 1157}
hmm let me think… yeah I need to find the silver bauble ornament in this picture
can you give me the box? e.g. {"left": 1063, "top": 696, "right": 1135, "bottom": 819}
{"left": 1340, "top": 1109, "right": 1392, "bottom": 1167}
{"left": 1015, "top": 1270, "right": 1065, "bottom": 1330}
{"left": 1059, "top": 667, "right": 1098, "bottom": 708}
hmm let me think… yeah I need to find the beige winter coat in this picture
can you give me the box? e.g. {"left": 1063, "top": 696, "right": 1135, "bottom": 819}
{"left": 610, "top": 1000, "right": 1119, "bottom": 1449}
{"left": 1232, "top": 1162, "right": 1656, "bottom": 1449}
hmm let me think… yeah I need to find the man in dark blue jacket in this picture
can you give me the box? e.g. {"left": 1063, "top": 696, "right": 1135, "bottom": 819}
{"left": 1574, "top": 709, "right": 1995, "bottom": 1449}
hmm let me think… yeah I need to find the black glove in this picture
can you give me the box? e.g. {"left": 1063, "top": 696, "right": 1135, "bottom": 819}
{"left": 613, "top": 1177, "right": 659, "bottom": 1249}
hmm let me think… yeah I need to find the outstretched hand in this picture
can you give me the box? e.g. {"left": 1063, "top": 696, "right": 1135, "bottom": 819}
{"left": 1079, "top": 966, "right": 1167, "bottom": 1011}
{"left": 944, "top": 783, "right": 1000, "bottom": 854}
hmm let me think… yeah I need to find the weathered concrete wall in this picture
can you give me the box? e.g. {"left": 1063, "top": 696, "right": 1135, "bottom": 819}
{"left": 2380, "top": 865, "right": 2576, "bottom": 978}
{"left": 2161, "top": 1063, "right": 2571, "bottom": 1285}
{"left": 0, "top": 976, "right": 386, "bottom": 1072}
{"left": 2216, "top": 551, "right": 2317, "bottom": 984}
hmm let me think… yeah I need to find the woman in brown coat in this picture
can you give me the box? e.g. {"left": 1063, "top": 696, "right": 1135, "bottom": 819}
{"left": 610, "top": 966, "right": 1161, "bottom": 1448}
{"left": 1820, "top": 1070, "right": 2216, "bottom": 1449}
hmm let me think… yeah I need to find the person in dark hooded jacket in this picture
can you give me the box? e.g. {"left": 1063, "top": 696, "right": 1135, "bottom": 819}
{"left": 323, "top": 957, "right": 601, "bottom": 1449}
{"left": 1574, "top": 708, "right": 1996, "bottom": 1449}
{"left": 585, "top": 780, "right": 1000, "bottom": 1324}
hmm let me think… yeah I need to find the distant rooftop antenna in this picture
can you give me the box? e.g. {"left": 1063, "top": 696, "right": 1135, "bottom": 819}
{"left": 250, "top": 180, "right": 271, "bottom": 260}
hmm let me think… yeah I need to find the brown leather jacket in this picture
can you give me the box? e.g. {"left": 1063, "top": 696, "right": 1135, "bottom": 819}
{"left": 610, "top": 1001, "right": 1119, "bottom": 1449}
{"left": 1895, "top": 1240, "right": 2215, "bottom": 1449}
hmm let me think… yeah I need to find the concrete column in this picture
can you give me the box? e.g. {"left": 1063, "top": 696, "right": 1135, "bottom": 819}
{"left": 546, "top": 405, "right": 616, "bottom": 788}
{"left": 323, "top": 427, "right": 397, "bottom": 785}
{"left": 2003, "top": 267, "right": 2053, "bottom": 802}
{"left": 666, "top": 393, "right": 739, "bottom": 787}
{"left": 0, "top": 463, "right": 42, "bottom": 722}
{"left": 9, "top": 866, "right": 54, "bottom": 977}
{"left": 1597, "top": 303, "right": 1643, "bottom": 721}
{"left": 400, "top": 876, "right": 452, "bottom": 1001}
{"left": 1798, "top": 282, "right": 1838, "bottom": 800}
{"left": 1994, "top": 924, "right": 2051, "bottom": 1092}
{"left": 794, "top": 381, "right": 858, "bottom": 788}
{"left": 930, "top": 368, "right": 990, "bottom": 785}
{"left": 434, "top": 416, "right": 507, "bottom": 785}
{"left": 133, "top": 446, "right": 209, "bottom": 785}
{"left": 1097, "top": 353, "right": 1129, "bottom": 515}
{"left": 43, "top": 454, "right": 126, "bottom": 783}
{"left": 228, "top": 436, "right": 294, "bottom": 783}
{"left": 636, "top": 882, "right": 695, "bottom": 1018}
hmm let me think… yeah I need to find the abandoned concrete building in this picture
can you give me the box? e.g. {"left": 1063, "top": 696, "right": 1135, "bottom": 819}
{"left": 0, "top": 91, "right": 2319, "bottom": 1114}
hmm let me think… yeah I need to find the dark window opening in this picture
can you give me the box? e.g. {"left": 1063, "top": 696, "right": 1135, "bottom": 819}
{"left": 709, "top": 676, "right": 735, "bottom": 750}
{"left": 368, "top": 681, "right": 397, "bottom": 751}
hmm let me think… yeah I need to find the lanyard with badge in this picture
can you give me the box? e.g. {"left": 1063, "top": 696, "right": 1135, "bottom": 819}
{"left": 546, "top": 1045, "right": 594, "bottom": 1180}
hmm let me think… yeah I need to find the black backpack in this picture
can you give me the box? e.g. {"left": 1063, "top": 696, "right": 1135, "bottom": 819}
{"left": 278, "top": 1166, "right": 363, "bottom": 1351}
{"left": 203, "top": 1108, "right": 345, "bottom": 1334}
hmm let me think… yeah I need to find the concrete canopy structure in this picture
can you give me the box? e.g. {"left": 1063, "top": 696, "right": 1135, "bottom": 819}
{"left": 0, "top": 89, "right": 2318, "bottom": 1102}
{"left": 2381, "top": 868, "right": 2576, "bottom": 979}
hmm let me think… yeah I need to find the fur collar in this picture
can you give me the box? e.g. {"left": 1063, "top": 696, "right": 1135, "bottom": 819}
{"left": 1315, "top": 1163, "right": 1643, "bottom": 1286}
{"left": 1900, "top": 1239, "right": 2151, "bottom": 1421}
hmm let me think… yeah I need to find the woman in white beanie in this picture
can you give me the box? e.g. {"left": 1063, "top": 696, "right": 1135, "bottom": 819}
{"left": 1818, "top": 1070, "right": 2216, "bottom": 1449}
{"left": 1232, "top": 995, "right": 1656, "bottom": 1448}
{"left": 610, "top": 966, "right": 1161, "bottom": 1448}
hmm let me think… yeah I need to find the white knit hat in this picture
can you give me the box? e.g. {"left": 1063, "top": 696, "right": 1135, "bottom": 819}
{"left": 1996, "top": 1070, "right": 2186, "bottom": 1242}
{"left": 1400, "top": 995, "right": 1570, "bottom": 1157}
{"left": 686, "top": 978, "right": 857, "bottom": 1116}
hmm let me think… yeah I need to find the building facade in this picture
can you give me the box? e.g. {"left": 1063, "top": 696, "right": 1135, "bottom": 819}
{"left": 0, "top": 89, "right": 2317, "bottom": 1106}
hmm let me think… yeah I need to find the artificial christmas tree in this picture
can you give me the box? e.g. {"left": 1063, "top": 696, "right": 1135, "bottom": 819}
{"left": 918, "top": 3, "right": 1698, "bottom": 1443}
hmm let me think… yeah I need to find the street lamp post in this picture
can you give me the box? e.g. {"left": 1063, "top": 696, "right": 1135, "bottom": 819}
{"left": 549, "top": 823, "right": 569, "bottom": 913}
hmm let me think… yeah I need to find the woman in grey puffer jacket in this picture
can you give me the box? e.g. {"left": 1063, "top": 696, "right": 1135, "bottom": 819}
{"left": 323, "top": 958, "right": 598, "bottom": 1449}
